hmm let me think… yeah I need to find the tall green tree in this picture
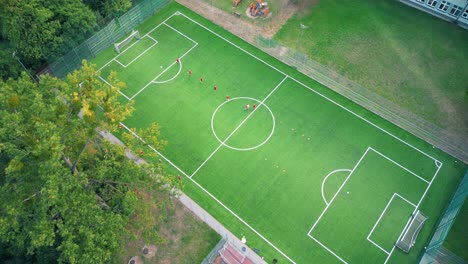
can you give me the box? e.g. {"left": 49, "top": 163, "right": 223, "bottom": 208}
{"left": 0, "top": 0, "right": 96, "bottom": 66}
{"left": 0, "top": 61, "right": 178, "bottom": 263}
{"left": 0, "top": 40, "right": 22, "bottom": 81}
{"left": 83, "top": 0, "right": 132, "bottom": 18}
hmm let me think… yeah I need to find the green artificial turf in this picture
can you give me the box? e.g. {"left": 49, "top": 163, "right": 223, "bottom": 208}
{"left": 93, "top": 2, "right": 467, "bottom": 263}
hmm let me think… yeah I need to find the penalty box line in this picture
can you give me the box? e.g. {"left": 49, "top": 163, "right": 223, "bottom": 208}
{"left": 119, "top": 121, "right": 298, "bottom": 264}
{"left": 367, "top": 193, "right": 416, "bottom": 255}
{"left": 189, "top": 76, "right": 288, "bottom": 179}
{"left": 306, "top": 147, "right": 371, "bottom": 264}
{"left": 127, "top": 22, "right": 198, "bottom": 101}
{"left": 97, "top": 13, "right": 198, "bottom": 101}
{"left": 114, "top": 36, "right": 159, "bottom": 68}
{"left": 308, "top": 147, "right": 436, "bottom": 264}
{"left": 384, "top": 158, "right": 442, "bottom": 264}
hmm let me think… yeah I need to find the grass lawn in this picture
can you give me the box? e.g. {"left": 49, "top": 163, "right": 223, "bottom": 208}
{"left": 274, "top": 0, "right": 468, "bottom": 139}
{"left": 92, "top": 2, "right": 467, "bottom": 263}
{"left": 118, "top": 194, "right": 220, "bottom": 264}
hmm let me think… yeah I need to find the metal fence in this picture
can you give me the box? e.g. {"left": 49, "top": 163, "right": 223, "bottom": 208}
{"left": 419, "top": 170, "right": 468, "bottom": 264}
{"left": 201, "top": 237, "right": 227, "bottom": 264}
{"left": 42, "top": 0, "right": 170, "bottom": 78}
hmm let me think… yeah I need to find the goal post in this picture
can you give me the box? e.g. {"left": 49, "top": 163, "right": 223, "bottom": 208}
{"left": 114, "top": 30, "right": 141, "bottom": 54}
{"left": 396, "top": 210, "right": 427, "bottom": 253}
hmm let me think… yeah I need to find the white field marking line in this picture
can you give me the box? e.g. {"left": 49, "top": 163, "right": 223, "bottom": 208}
{"left": 367, "top": 193, "right": 416, "bottom": 255}
{"left": 189, "top": 177, "right": 297, "bottom": 264}
{"left": 99, "top": 14, "right": 173, "bottom": 72}
{"left": 163, "top": 22, "right": 199, "bottom": 45}
{"left": 129, "top": 24, "right": 198, "bottom": 99}
{"left": 121, "top": 121, "right": 298, "bottom": 264}
{"left": 398, "top": 211, "right": 421, "bottom": 245}
{"left": 97, "top": 58, "right": 116, "bottom": 72}
{"left": 383, "top": 163, "right": 441, "bottom": 264}
{"left": 130, "top": 44, "right": 196, "bottom": 99}
{"left": 367, "top": 238, "right": 390, "bottom": 255}
{"left": 148, "top": 20, "right": 199, "bottom": 85}
{"left": 114, "top": 35, "right": 158, "bottom": 67}
{"left": 152, "top": 41, "right": 198, "bottom": 84}
{"left": 145, "top": 12, "right": 178, "bottom": 36}
{"left": 321, "top": 169, "right": 352, "bottom": 206}
{"left": 129, "top": 80, "right": 154, "bottom": 101}
{"left": 98, "top": 75, "right": 131, "bottom": 100}
{"left": 210, "top": 97, "right": 275, "bottom": 151}
{"left": 190, "top": 76, "right": 287, "bottom": 179}
{"left": 118, "top": 122, "right": 190, "bottom": 178}
{"left": 117, "top": 38, "right": 159, "bottom": 68}
{"left": 146, "top": 35, "right": 158, "bottom": 43}
{"left": 118, "top": 34, "right": 147, "bottom": 55}
{"left": 308, "top": 147, "right": 371, "bottom": 236}
{"left": 114, "top": 58, "right": 126, "bottom": 67}
{"left": 309, "top": 236, "right": 348, "bottom": 264}
{"left": 97, "top": 12, "right": 178, "bottom": 79}
{"left": 369, "top": 147, "right": 430, "bottom": 184}
{"left": 172, "top": 12, "right": 440, "bottom": 164}
{"left": 153, "top": 60, "right": 183, "bottom": 84}
{"left": 306, "top": 148, "right": 371, "bottom": 264}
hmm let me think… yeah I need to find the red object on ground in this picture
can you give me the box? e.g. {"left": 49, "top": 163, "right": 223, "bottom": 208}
{"left": 214, "top": 86, "right": 217, "bottom": 91}
{"left": 253, "top": 104, "right": 256, "bottom": 110}
{"left": 178, "top": 175, "right": 181, "bottom": 180}
{"left": 200, "top": 77, "right": 203, "bottom": 82}
{"left": 226, "top": 96, "right": 230, "bottom": 100}
{"left": 188, "top": 69, "right": 192, "bottom": 76}
{"left": 119, "top": 124, "right": 123, "bottom": 129}
{"left": 176, "top": 58, "right": 180, "bottom": 63}
{"left": 140, "top": 150, "right": 144, "bottom": 155}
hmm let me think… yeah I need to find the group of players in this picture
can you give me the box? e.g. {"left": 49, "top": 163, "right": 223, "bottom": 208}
{"left": 179, "top": 58, "right": 257, "bottom": 112}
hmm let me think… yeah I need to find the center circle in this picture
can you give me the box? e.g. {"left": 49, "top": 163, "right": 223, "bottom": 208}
{"left": 211, "top": 97, "right": 275, "bottom": 151}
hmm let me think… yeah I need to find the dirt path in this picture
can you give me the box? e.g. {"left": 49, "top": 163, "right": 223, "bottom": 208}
{"left": 175, "top": 0, "right": 296, "bottom": 43}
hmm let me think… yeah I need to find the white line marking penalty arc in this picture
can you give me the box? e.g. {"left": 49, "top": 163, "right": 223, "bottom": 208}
{"left": 152, "top": 59, "right": 183, "bottom": 84}
{"left": 321, "top": 169, "right": 352, "bottom": 206}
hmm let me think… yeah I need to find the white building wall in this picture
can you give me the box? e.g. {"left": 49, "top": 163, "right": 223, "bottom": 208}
{"left": 400, "top": 0, "right": 468, "bottom": 28}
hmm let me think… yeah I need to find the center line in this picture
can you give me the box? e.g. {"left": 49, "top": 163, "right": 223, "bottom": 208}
{"left": 190, "top": 76, "right": 288, "bottom": 178}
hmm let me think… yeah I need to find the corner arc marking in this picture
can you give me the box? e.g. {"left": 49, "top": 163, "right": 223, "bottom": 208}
{"left": 321, "top": 169, "right": 352, "bottom": 206}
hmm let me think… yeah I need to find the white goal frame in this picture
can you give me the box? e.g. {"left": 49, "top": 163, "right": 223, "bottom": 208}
{"left": 396, "top": 210, "right": 428, "bottom": 253}
{"left": 114, "top": 30, "right": 141, "bottom": 54}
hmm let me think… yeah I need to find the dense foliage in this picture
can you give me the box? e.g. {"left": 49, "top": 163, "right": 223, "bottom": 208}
{"left": 0, "top": 61, "right": 177, "bottom": 263}
{"left": 0, "top": 0, "right": 132, "bottom": 79}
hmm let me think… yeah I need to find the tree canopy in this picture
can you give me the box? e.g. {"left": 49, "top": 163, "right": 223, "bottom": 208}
{"left": 0, "top": 61, "right": 178, "bottom": 263}
{"left": 1, "top": 0, "right": 96, "bottom": 63}
{"left": 0, "top": 0, "right": 132, "bottom": 77}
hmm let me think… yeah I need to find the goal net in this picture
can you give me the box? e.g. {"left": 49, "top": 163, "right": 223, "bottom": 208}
{"left": 114, "top": 30, "right": 140, "bottom": 53}
{"left": 396, "top": 210, "right": 428, "bottom": 253}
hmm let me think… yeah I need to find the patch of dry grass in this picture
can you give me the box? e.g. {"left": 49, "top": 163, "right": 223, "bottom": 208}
{"left": 117, "top": 192, "right": 220, "bottom": 264}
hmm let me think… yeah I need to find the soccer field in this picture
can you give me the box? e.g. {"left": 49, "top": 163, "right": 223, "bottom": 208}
{"left": 94, "top": 4, "right": 465, "bottom": 264}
